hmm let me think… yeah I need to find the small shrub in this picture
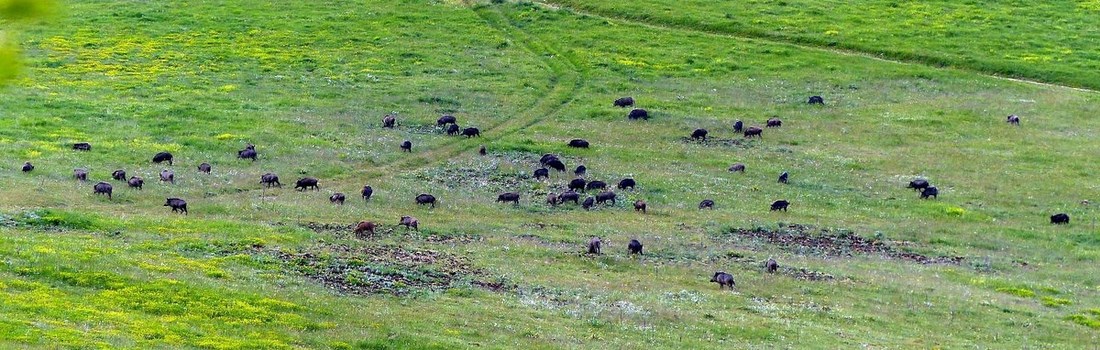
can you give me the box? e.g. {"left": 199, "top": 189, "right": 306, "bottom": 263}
{"left": 1040, "top": 296, "right": 1071, "bottom": 308}
{"left": 944, "top": 206, "right": 965, "bottom": 216}
{"left": 994, "top": 287, "right": 1035, "bottom": 298}
{"left": 1067, "top": 314, "right": 1100, "bottom": 329}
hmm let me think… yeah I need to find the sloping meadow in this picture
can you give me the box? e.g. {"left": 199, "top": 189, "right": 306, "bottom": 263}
{"left": 0, "top": 0, "right": 1097, "bottom": 348}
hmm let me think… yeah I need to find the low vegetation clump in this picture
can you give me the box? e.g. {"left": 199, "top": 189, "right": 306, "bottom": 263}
{"left": 270, "top": 244, "right": 482, "bottom": 296}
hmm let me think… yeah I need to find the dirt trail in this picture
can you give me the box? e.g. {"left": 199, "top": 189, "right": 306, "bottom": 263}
{"left": 537, "top": 0, "right": 1099, "bottom": 94}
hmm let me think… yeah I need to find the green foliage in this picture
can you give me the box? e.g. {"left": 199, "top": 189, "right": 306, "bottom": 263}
{"left": 0, "top": 0, "right": 57, "bottom": 20}
{"left": 0, "top": 0, "right": 56, "bottom": 84}
{"left": 0, "top": 39, "right": 18, "bottom": 82}
{"left": 995, "top": 287, "right": 1036, "bottom": 298}
{"left": 1067, "top": 313, "right": 1100, "bottom": 329}
{"left": 1042, "top": 296, "right": 1072, "bottom": 308}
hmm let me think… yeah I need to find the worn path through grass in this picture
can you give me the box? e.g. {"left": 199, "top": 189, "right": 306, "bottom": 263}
{"left": 539, "top": 0, "right": 1100, "bottom": 94}
{"left": 360, "top": 6, "right": 583, "bottom": 179}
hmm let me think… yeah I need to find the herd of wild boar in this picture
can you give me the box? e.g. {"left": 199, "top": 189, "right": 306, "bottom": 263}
{"left": 16, "top": 98, "right": 1076, "bottom": 290}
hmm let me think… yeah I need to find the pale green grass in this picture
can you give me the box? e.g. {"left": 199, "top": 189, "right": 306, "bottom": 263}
{"left": 0, "top": 0, "right": 1097, "bottom": 348}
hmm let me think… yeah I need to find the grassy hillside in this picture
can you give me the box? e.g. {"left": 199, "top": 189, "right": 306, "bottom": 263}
{"left": 544, "top": 0, "right": 1100, "bottom": 90}
{"left": 1, "top": 0, "right": 1098, "bottom": 348}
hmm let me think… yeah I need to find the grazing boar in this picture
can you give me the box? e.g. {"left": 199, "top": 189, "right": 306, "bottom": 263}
{"left": 21, "top": 162, "right": 33, "bottom": 172}
{"left": 546, "top": 193, "right": 559, "bottom": 207}
{"left": 628, "top": 239, "right": 643, "bottom": 255}
{"left": 691, "top": 128, "right": 708, "bottom": 141}
{"left": 808, "top": 96, "right": 825, "bottom": 105}
{"left": 595, "top": 191, "right": 617, "bottom": 205}
{"left": 160, "top": 169, "right": 175, "bottom": 184}
{"left": 74, "top": 168, "right": 88, "bottom": 182}
{"left": 711, "top": 271, "right": 735, "bottom": 289}
{"left": 400, "top": 140, "right": 412, "bottom": 152}
{"left": 446, "top": 123, "right": 460, "bottom": 136}
{"left": 733, "top": 120, "right": 743, "bottom": 133}
{"left": 382, "top": 114, "right": 396, "bottom": 128}
{"left": 699, "top": 199, "right": 715, "bottom": 209}
{"left": 920, "top": 186, "right": 939, "bottom": 199}
{"left": 558, "top": 190, "right": 580, "bottom": 205}
{"left": 546, "top": 159, "right": 566, "bottom": 172}
{"left": 72, "top": 142, "right": 91, "bottom": 151}
{"left": 330, "top": 193, "right": 346, "bottom": 205}
{"left": 479, "top": 145, "right": 486, "bottom": 155}
{"left": 197, "top": 163, "right": 212, "bottom": 173}
{"left": 1050, "top": 213, "right": 1069, "bottom": 225}
{"left": 771, "top": 200, "right": 790, "bottom": 211}
{"left": 260, "top": 173, "right": 281, "bottom": 187}
{"left": 1006, "top": 114, "right": 1020, "bottom": 125}
{"left": 353, "top": 221, "right": 376, "bottom": 237}
{"left": 582, "top": 196, "right": 595, "bottom": 210}
{"left": 617, "top": 178, "right": 636, "bottom": 190}
{"left": 594, "top": 191, "right": 620, "bottom": 208}
{"left": 634, "top": 199, "right": 647, "bottom": 213}
{"left": 765, "top": 258, "right": 778, "bottom": 273}
{"left": 586, "top": 180, "right": 608, "bottom": 192}
{"left": 587, "top": 237, "right": 602, "bottom": 254}
{"left": 93, "top": 182, "right": 113, "bottom": 199}
{"left": 766, "top": 117, "right": 782, "bottom": 128}
{"left": 778, "top": 171, "right": 789, "bottom": 184}
{"left": 614, "top": 96, "right": 634, "bottom": 108}
{"left": 112, "top": 169, "right": 127, "bottom": 181}
{"left": 128, "top": 176, "right": 144, "bottom": 189}
{"left": 237, "top": 148, "right": 257, "bottom": 161}
{"left": 362, "top": 185, "right": 373, "bottom": 201}
{"left": 539, "top": 154, "right": 559, "bottom": 165}
{"left": 907, "top": 179, "right": 929, "bottom": 191}
{"left": 437, "top": 115, "right": 457, "bottom": 126}
{"left": 415, "top": 193, "right": 437, "bottom": 208}
{"left": 152, "top": 151, "right": 173, "bottom": 165}
{"left": 534, "top": 168, "right": 550, "bottom": 180}
{"left": 569, "top": 178, "right": 587, "bottom": 192}
{"left": 568, "top": 139, "right": 590, "bottom": 148}
{"left": 399, "top": 216, "right": 419, "bottom": 230}
{"left": 574, "top": 165, "right": 587, "bottom": 176}
{"left": 628, "top": 108, "right": 648, "bottom": 120}
{"left": 744, "top": 126, "right": 763, "bottom": 138}
{"left": 164, "top": 198, "right": 188, "bottom": 214}
{"left": 497, "top": 192, "right": 520, "bottom": 205}
{"left": 728, "top": 163, "right": 746, "bottom": 173}
{"left": 462, "top": 127, "right": 481, "bottom": 138}
{"left": 295, "top": 177, "right": 319, "bottom": 191}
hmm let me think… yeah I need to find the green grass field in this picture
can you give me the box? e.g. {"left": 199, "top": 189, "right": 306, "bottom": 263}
{"left": 1, "top": 1, "right": 1098, "bottom": 348}
{"left": 544, "top": 0, "right": 1100, "bottom": 90}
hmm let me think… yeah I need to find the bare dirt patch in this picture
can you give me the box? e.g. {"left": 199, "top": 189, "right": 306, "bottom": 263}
{"left": 722, "top": 224, "right": 964, "bottom": 265}
{"left": 403, "top": 124, "right": 448, "bottom": 135}
{"left": 271, "top": 244, "right": 481, "bottom": 296}
{"left": 300, "top": 221, "right": 353, "bottom": 233}
{"left": 519, "top": 222, "right": 565, "bottom": 230}
{"left": 679, "top": 136, "right": 757, "bottom": 149}
{"left": 719, "top": 253, "right": 837, "bottom": 281}
{"left": 413, "top": 160, "right": 529, "bottom": 194}
{"left": 410, "top": 151, "right": 582, "bottom": 194}
{"left": 513, "top": 234, "right": 573, "bottom": 249}
{"left": 297, "top": 222, "right": 479, "bottom": 243}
